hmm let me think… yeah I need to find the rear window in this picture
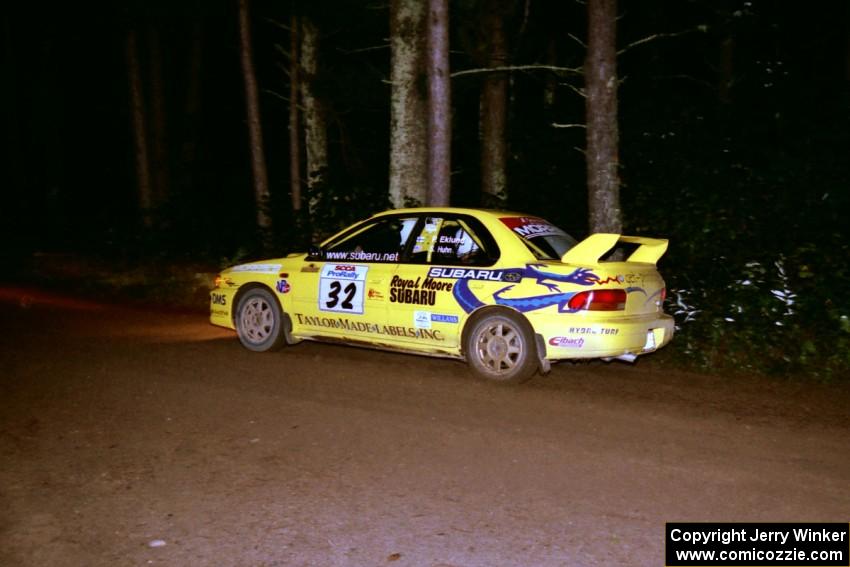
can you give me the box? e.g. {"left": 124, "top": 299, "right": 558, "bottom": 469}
{"left": 499, "top": 216, "right": 578, "bottom": 260}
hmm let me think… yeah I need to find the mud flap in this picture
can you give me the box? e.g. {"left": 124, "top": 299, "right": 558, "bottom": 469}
{"left": 535, "top": 333, "right": 551, "bottom": 375}
{"left": 282, "top": 312, "right": 300, "bottom": 345}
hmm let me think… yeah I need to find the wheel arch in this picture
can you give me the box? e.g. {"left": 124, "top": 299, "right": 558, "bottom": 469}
{"left": 460, "top": 305, "right": 531, "bottom": 358}
{"left": 231, "top": 282, "right": 275, "bottom": 326}
{"left": 460, "top": 305, "right": 549, "bottom": 375}
{"left": 232, "top": 283, "right": 297, "bottom": 345}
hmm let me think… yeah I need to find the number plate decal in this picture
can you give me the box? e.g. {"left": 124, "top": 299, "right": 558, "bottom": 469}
{"left": 319, "top": 264, "right": 369, "bottom": 314}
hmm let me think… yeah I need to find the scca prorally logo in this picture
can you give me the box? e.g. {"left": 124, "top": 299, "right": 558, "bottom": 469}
{"left": 322, "top": 264, "right": 367, "bottom": 280}
{"left": 548, "top": 336, "right": 584, "bottom": 348}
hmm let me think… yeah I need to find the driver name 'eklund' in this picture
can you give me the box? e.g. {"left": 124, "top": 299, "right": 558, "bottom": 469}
{"left": 427, "top": 267, "right": 504, "bottom": 281}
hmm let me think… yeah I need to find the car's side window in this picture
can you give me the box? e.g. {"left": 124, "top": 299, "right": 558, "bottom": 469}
{"left": 408, "top": 216, "right": 496, "bottom": 266}
{"left": 324, "top": 217, "right": 418, "bottom": 263}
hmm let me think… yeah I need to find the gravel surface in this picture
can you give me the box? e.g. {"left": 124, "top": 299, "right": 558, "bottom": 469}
{"left": 1, "top": 287, "right": 848, "bottom": 566}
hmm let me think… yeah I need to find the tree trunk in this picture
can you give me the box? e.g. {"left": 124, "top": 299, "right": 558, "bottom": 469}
{"left": 148, "top": 26, "right": 170, "bottom": 214}
{"left": 389, "top": 0, "right": 428, "bottom": 208}
{"left": 585, "top": 0, "right": 622, "bottom": 234}
{"left": 426, "top": 0, "right": 451, "bottom": 206}
{"left": 238, "top": 0, "right": 273, "bottom": 245}
{"left": 289, "top": 12, "right": 302, "bottom": 214}
{"left": 300, "top": 16, "right": 328, "bottom": 221}
{"left": 125, "top": 28, "right": 153, "bottom": 229}
{"left": 479, "top": 7, "right": 508, "bottom": 207}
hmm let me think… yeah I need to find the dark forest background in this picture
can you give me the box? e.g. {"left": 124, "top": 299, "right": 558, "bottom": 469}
{"left": 2, "top": 0, "right": 849, "bottom": 378}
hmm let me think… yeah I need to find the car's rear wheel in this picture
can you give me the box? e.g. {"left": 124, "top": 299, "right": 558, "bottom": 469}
{"left": 463, "top": 309, "right": 538, "bottom": 384}
{"left": 235, "top": 287, "right": 287, "bottom": 352}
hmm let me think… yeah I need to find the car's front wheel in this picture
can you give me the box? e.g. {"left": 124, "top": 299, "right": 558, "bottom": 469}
{"left": 235, "top": 287, "right": 287, "bottom": 352}
{"left": 463, "top": 309, "right": 538, "bottom": 384}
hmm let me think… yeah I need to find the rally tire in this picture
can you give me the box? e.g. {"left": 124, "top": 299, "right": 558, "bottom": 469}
{"left": 235, "top": 287, "right": 287, "bottom": 352}
{"left": 463, "top": 309, "right": 538, "bottom": 384}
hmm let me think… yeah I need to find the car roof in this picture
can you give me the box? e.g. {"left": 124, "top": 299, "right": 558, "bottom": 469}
{"left": 370, "top": 207, "right": 533, "bottom": 220}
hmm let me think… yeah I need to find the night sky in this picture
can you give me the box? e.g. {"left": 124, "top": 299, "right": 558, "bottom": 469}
{"left": 2, "top": 0, "right": 848, "bottom": 260}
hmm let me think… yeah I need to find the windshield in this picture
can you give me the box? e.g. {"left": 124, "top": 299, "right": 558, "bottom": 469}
{"left": 499, "top": 216, "right": 578, "bottom": 260}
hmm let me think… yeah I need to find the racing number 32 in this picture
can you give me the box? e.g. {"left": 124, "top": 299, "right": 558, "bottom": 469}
{"left": 326, "top": 281, "right": 356, "bottom": 310}
{"left": 319, "top": 264, "right": 367, "bottom": 314}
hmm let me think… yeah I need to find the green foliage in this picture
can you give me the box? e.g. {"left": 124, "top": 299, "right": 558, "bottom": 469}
{"left": 402, "top": 196, "right": 424, "bottom": 209}
{"left": 664, "top": 247, "right": 850, "bottom": 379}
{"left": 623, "top": 107, "right": 850, "bottom": 380}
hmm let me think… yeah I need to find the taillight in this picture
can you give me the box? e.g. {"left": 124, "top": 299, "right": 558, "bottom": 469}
{"left": 660, "top": 287, "right": 667, "bottom": 302}
{"left": 568, "top": 289, "right": 627, "bottom": 311}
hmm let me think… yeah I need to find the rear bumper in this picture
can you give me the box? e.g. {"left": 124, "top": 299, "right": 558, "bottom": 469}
{"left": 538, "top": 313, "right": 675, "bottom": 360}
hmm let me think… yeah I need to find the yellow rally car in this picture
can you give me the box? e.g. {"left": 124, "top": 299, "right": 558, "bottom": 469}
{"left": 210, "top": 208, "right": 674, "bottom": 384}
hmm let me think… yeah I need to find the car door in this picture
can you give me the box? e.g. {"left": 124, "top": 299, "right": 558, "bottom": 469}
{"left": 289, "top": 216, "right": 418, "bottom": 344}
{"left": 386, "top": 214, "right": 500, "bottom": 350}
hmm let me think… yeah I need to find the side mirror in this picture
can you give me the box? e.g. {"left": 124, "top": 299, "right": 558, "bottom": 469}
{"left": 307, "top": 244, "right": 323, "bottom": 259}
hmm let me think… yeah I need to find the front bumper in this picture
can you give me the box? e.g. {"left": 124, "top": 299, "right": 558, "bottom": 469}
{"left": 209, "top": 288, "right": 237, "bottom": 329}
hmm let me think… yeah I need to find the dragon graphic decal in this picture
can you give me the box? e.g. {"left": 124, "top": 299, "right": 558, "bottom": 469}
{"left": 452, "top": 264, "right": 644, "bottom": 314}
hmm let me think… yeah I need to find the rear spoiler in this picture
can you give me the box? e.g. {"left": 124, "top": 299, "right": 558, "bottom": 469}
{"left": 561, "top": 233, "right": 668, "bottom": 265}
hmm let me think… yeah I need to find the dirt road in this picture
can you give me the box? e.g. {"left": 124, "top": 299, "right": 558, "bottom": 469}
{"left": 1, "top": 288, "right": 848, "bottom": 566}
